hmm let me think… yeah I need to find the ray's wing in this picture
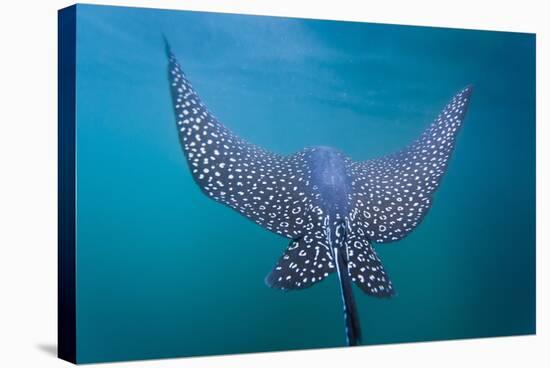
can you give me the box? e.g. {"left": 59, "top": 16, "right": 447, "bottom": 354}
{"left": 349, "top": 86, "right": 473, "bottom": 243}
{"left": 167, "top": 45, "right": 314, "bottom": 239}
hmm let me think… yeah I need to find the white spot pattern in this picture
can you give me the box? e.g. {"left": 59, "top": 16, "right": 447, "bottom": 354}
{"left": 345, "top": 225, "right": 394, "bottom": 297}
{"left": 349, "top": 86, "right": 472, "bottom": 243}
{"left": 265, "top": 234, "right": 336, "bottom": 290}
{"left": 168, "top": 51, "right": 318, "bottom": 239}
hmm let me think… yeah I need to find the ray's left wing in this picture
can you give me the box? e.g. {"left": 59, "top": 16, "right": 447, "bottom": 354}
{"left": 349, "top": 86, "right": 473, "bottom": 243}
{"left": 167, "top": 45, "right": 315, "bottom": 239}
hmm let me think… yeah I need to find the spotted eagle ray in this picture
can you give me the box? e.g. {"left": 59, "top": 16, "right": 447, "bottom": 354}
{"left": 165, "top": 39, "right": 472, "bottom": 346}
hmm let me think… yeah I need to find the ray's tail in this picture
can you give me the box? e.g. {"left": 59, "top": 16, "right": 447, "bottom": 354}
{"left": 334, "top": 246, "right": 362, "bottom": 346}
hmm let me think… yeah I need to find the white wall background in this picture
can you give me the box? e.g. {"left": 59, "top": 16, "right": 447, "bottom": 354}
{"left": 0, "top": 0, "right": 547, "bottom": 366}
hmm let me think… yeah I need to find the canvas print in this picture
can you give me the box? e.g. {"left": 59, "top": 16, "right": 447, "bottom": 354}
{"left": 58, "top": 4, "right": 536, "bottom": 364}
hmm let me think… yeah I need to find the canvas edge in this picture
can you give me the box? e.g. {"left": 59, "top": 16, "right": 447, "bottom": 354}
{"left": 58, "top": 4, "right": 77, "bottom": 365}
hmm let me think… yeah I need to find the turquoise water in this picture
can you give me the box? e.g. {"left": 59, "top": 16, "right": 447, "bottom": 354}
{"left": 74, "top": 4, "right": 536, "bottom": 363}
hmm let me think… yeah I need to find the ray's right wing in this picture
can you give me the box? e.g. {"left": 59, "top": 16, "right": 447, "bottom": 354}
{"left": 349, "top": 86, "right": 473, "bottom": 243}
{"left": 167, "top": 45, "right": 315, "bottom": 239}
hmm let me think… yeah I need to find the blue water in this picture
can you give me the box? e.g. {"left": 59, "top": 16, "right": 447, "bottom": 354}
{"left": 74, "top": 4, "right": 536, "bottom": 363}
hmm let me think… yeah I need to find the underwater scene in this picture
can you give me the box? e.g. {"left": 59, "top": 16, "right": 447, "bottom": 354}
{"left": 73, "top": 4, "right": 535, "bottom": 363}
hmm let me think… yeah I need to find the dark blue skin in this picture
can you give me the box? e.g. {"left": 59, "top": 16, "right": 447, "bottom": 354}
{"left": 305, "top": 146, "right": 361, "bottom": 344}
{"left": 307, "top": 146, "right": 353, "bottom": 219}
